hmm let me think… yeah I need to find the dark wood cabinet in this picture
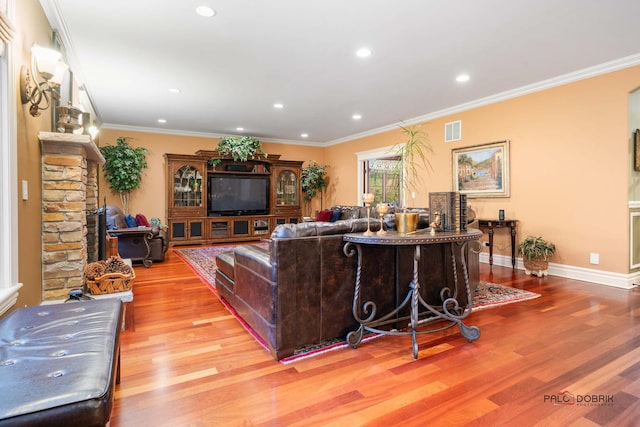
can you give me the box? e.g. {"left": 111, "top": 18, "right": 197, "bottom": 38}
{"left": 165, "top": 151, "right": 303, "bottom": 246}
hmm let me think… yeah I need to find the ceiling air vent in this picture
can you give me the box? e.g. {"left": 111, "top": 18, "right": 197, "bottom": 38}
{"left": 445, "top": 120, "right": 461, "bottom": 142}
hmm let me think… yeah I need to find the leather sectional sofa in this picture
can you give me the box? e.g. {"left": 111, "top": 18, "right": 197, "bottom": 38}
{"left": 215, "top": 207, "right": 480, "bottom": 361}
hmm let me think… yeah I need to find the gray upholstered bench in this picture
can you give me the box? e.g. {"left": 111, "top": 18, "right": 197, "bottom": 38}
{"left": 0, "top": 299, "right": 123, "bottom": 427}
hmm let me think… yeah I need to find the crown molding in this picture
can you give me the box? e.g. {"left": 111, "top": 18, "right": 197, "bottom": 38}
{"left": 99, "top": 123, "right": 322, "bottom": 147}
{"left": 325, "top": 53, "right": 640, "bottom": 147}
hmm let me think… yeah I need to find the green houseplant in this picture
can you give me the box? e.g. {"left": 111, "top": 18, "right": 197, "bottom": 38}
{"left": 517, "top": 235, "right": 556, "bottom": 277}
{"left": 216, "top": 136, "right": 266, "bottom": 162}
{"left": 392, "top": 123, "right": 433, "bottom": 232}
{"left": 301, "top": 161, "right": 330, "bottom": 216}
{"left": 100, "top": 136, "right": 148, "bottom": 215}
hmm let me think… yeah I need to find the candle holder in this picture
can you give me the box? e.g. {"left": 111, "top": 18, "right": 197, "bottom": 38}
{"left": 363, "top": 193, "right": 375, "bottom": 236}
{"left": 376, "top": 203, "right": 388, "bottom": 235}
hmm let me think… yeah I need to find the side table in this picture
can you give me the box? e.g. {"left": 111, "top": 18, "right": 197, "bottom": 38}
{"left": 343, "top": 229, "right": 482, "bottom": 359}
{"left": 477, "top": 219, "right": 518, "bottom": 268}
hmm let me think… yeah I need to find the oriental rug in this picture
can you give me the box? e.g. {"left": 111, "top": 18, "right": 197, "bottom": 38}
{"left": 174, "top": 245, "right": 540, "bottom": 363}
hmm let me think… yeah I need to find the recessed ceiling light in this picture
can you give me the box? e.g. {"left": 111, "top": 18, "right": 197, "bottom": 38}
{"left": 168, "top": 88, "right": 181, "bottom": 93}
{"left": 456, "top": 74, "right": 470, "bottom": 83}
{"left": 301, "top": 133, "right": 308, "bottom": 138}
{"left": 356, "top": 48, "right": 372, "bottom": 58}
{"left": 158, "top": 119, "right": 167, "bottom": 124}
{"left": 273, "top": 103, "right": 284, "bottom": 109}
{"left": 352, "top": 114, "right": 362, "bottom": 120}
{"left": 236, "top": 127, "right": 244, "bottom": 131}
{"left": 195, "top": 6, "right": 216, "bottom": 17}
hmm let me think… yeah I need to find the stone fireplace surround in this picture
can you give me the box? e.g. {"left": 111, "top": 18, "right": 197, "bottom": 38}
{"left": 39, "top": 132, "right": 105, "bottom": 301}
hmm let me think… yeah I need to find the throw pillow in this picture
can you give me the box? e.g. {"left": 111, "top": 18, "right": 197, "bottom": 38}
{"left": 315, "top": 209, "right": 333, "bottom": 222}
{"left": 125, "top": 214, "right": 137, "bottom": 228}
{"left": 330, "top": 208, "right": 342, "bottom": 222}
{"left": 135, "top": 213, "right": 151, "bottom": 227}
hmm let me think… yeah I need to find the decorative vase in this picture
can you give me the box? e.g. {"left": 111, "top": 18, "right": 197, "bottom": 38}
{"left": 395, "top": 212, "right": 419, "bottom": 234}
{"left": 523, "top": 258, "right": 549, "bottom": 277}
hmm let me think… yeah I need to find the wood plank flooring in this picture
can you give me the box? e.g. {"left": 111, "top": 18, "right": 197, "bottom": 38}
{"left": 111, "top": 247, "right": 640, "bottom": 426}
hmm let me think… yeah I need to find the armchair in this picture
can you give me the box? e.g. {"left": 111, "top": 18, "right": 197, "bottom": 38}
{"left": 103, "top": 205, "right": 168, "bottom": 265}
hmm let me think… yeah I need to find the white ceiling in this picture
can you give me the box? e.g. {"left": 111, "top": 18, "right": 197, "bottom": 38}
{"left": 40, "top": 0, "right": 640, "bottom": 145}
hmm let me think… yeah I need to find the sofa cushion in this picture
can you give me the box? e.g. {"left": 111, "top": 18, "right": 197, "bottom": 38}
{"left": 315, "top": 209, "right": 333, "bottom": 222}
{"left": 125, "top": 214, "right": 137, "bottom": 228}
{"left": 337, "top": 206, "right": 362, "bottom": 220}
{"left": 135, "top": 213, "right": 151, "bottom": 227}
{"left": 215, "top": 250, "right": 235, "bottom": 281}
{"left": 315, "top": 220, "right": 355, "bottom": 235}
{"left": 271, "top": 222, "right": 317, "bottom": 238}
{"left": 330, "top": 208, "right": 342, "bottom": 222}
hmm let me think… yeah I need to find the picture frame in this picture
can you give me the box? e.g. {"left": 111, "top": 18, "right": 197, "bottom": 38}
{"left": 451, "top": 140, "right": 510, "bottom": 198}
{"left": 634, "top": 129, "right": 640, "bottom": 171}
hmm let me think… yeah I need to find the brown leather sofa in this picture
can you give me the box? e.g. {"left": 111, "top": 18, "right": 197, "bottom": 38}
{"left": 216, "top": 210, "right": 480, "bottom": 361}
{"left": 104, "top": 205, "right": 168, "bottom": 263}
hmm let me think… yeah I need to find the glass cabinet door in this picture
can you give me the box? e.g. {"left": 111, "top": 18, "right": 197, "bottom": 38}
{"left": 276, "top": 170, "right": 298, "bottom": 206}
{"left": 173, "top": 165, "right": 203, "bottom": 208}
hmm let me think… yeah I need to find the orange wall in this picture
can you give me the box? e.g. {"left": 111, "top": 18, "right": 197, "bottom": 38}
{"left": 326, "top": 66, "right": 640, "bottom": 274}
{"left": 96, "top": 129, "right": 326, "bottom": 219}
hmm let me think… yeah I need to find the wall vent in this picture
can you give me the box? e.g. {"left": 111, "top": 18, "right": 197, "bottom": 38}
{"left": 445, "top": 120, "right": 461, "bottom": 142}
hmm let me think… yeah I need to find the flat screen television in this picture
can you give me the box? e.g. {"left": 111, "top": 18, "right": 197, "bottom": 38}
{"left": 208, "top": 174, "right": 270, "bottom": 216}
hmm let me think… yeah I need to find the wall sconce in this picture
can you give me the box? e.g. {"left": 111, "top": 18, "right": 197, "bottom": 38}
{"left": 20, "top": 44, "right": 68, "bottom": 117}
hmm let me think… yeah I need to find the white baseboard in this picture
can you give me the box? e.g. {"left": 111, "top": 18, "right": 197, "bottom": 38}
{"left": 479, "top": 253, "right": 638, "bottom": 290}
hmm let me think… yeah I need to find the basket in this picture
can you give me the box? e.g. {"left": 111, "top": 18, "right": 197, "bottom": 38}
{"left": 86, "top": 270, "right": 135, "bottom": 295}
{"left": 523, "top": 258, "right": 548, "bottom": 271}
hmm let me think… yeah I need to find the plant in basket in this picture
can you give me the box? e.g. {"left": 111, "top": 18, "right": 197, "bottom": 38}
{"left": 517, "top": 235, "right": 556, "bottom": 277}
{"left": 84, "top": 256, "right": 135, "bottom": 294}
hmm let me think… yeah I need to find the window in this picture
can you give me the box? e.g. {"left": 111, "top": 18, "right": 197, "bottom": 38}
{"left": 356, "top": 146, "right": 402, "bottom": 206}
{"left": 0, "top": 0, "right": 22, "bottom": 315}
{"left": 364, "top": 158, "right": 401, "bottom": 205}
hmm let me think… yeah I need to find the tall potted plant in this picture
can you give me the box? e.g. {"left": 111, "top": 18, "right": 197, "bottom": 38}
{"left": 301, "top": 161, "right": 329, "bottom": 216}
{"left": 392, "top": 123, "right": 433, "bottom": 233}
{"left": 216, "top": 136, "right": 266, "bottom": 162}
{"left": 100, "top": 136, "right": 148, "bottom": 215}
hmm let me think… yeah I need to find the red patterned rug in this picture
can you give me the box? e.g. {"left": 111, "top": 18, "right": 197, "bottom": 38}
{"left": 174, "top": 244, "right": 540, "bottom": 363}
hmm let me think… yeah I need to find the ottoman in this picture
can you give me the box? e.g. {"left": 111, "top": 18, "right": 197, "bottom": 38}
{"left": 0, "top": 299, "right": 123, "bottom": 427}
{"left": 215, "top": 250, "right": 235, "bottom": 304}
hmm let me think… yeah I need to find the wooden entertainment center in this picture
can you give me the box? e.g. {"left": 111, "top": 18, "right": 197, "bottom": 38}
{"left": 165, "top": 150, "right": 303, "bottom": 246}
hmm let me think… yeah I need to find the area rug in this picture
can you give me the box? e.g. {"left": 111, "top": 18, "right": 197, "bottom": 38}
{"left": 174, "top": 245, "right": 541, "bottom": 363}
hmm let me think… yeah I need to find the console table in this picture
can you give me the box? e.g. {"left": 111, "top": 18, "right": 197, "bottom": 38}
{"left": 477, "top": 219, "right": 518, "bottom": 268}
{"left": 343, "top": 229, "right": 482, "bottom": 359}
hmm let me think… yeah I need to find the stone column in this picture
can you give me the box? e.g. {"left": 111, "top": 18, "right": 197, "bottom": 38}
{"left": 86, "top": 161, "right": 100, "bottom": 262}
{"left": 39, "top": 132, "right": 104, "bottom": 300}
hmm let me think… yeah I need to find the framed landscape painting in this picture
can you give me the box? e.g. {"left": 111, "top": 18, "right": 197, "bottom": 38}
{"left": 452, "top": 140, "right": 510, "bottom": 198}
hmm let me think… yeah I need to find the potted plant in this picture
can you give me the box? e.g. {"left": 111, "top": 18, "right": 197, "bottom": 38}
{"left": 392, "top": 123, "right": 433, "bottom": 233}
{"left": 517, "top": 235, "right": 556, "bottom": 277}
{"left": 100, "top": 136, "right": 148, "bottom": 215}
{"left": 301, "top": 161, "right": 330, "bottom": 216}
{"left": 216, "top": 136, "right": 266, "bottom": 163}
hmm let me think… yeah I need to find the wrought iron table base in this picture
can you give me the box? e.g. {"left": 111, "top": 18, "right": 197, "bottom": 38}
{"left": 344, "top": 240, "right": 480, "bottom": 359}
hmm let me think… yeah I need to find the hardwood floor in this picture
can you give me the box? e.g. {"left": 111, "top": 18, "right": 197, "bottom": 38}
{"left": 111, "top": 248, "right": 640, "bottom": 427}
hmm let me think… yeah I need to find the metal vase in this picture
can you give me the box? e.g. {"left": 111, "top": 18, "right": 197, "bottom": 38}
{"left": 395, "top": 212, "right": 419, "bottom": 234}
